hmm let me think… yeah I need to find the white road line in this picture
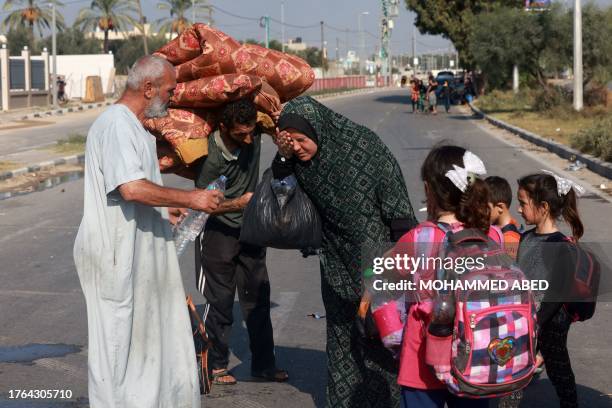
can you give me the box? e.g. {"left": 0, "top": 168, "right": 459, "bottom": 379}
{"left": 0, "top": 219, "right": 56, "bottom": 245}
{"left": 269, "top": 291, "right": 299, "bottom": 338}
{"left": 36, "top": 357, "right": 86, "bottom": 380}
{"left": 0, "top": 289, "right": 81, "bottom": 297}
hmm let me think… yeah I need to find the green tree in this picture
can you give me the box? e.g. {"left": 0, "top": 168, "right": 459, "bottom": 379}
{"left": 469, "top": 7, "right": 560, "bottom": 90}
{"left": 557, "top": 4, "right": 612, "bottom": 88}
{"left": 110, "top": 35, "right": 168, "bottom": 74}
{"left": 156, "top": 0, "right": 212, "bottom": 37}
{"left": 40, "top": 27, "right": 102, "bottom": 54}
{"left": 404, "top": 0, "right": 523, "bottom": 68}
{"left": 74, "top": 0, "right": 139, "bottom": 53}
{"left": 2, "top": 0, "right": 65, "bottom": 49}
{"left": 6, "top": 25, "right": 37, "bottom": 54}
{"left": 243, "top": 38, "right": 283, "bottom": 52}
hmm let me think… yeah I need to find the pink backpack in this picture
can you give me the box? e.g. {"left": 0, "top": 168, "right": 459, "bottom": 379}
{"left": 418, "top": 222, "right": 538, "bottom": 398}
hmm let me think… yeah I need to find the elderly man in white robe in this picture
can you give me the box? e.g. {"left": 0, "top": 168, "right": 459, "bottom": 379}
{"left": 73, "top": 55, "right": 223, "bottom": 408}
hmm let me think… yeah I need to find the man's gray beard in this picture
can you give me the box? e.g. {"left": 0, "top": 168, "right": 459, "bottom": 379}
{"left": 144, "top": 96, "right": 169, "bottom": 118}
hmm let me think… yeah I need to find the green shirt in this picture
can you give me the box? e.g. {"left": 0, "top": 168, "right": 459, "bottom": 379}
{"left": 195, "top": 130, "right": 261, "bottom": 229}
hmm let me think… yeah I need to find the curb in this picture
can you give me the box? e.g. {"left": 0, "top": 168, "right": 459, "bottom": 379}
{"left": 19, "top": 101, "right": 113, "bottom": 121}
{"left": 0, "top": 154, "right": 85, "bottom": 181}
{"left": 469, "top": 103, "right": 612, "bottom": 180}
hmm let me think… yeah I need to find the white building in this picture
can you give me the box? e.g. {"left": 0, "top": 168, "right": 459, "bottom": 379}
{"left": 285, "top": 37, "right": 307, "bottom": 52}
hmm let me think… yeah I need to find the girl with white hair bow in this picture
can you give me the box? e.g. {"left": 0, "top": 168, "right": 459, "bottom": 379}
{"left": 516, "top": 170, "right": 586, "bottom": 408}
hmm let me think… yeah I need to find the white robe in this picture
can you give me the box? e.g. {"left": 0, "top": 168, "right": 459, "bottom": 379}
{"left": 73, "top": 104, "right": 200, "bottom": 408}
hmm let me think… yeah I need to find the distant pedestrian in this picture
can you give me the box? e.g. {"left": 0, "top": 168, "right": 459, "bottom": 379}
{"left": 73, "top": 55, "right": 223, "bottom": 408}
{"left": 57, "top": 76, "right": 66, "bottom": 103}
{"left": 427, "top": 75, "right": 438, "bottom": 114}
{"left": 441, "top": 80, "right": 451, "bottom": 113}
{"left": 418, "top": 80, "right": 427, "bottom": 112}
{"left": 410, "top": 80, "right": 419, "bottom": 113}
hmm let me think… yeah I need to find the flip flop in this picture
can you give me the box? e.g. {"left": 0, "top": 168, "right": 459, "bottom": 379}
{"left": 210, "top": 369, "right": 237, "bottom": 385}
{"left": 251, "top": 368, "right": 289, "bottom": 382}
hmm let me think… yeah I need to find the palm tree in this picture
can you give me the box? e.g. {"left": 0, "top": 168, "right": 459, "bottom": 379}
{"left": 157, "top": 0, "right": 212, "bottom": 38}
{"left": 2, "top": 0, "right": 66, "bottom": 49}
{"left": 74, "top": 0, "right": 139, "bottom": 53}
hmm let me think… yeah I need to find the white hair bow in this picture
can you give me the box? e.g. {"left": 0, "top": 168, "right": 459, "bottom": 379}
{"left": 541, "top": 170, "right": 586, "bottom": 197}
{"left": 445, "top": 151, "right": 487, "bottom": 193}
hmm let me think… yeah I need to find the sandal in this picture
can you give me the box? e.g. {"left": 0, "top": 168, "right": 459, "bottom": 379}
{"left": 210, "top": 369, "right": 237, "bottom": 385}
{"left": 251, "top": 367, "right": 289, "bottom": 382}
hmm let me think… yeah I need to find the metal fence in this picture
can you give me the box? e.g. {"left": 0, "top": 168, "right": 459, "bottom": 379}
{"left": 9, "top": 59, "right": 25, "bottom": 90}
{"left": 309, "top": 76, "right": 367, "bottom": 92}
{"left": 31, "top": 60, "right": 45, "bottom": 90}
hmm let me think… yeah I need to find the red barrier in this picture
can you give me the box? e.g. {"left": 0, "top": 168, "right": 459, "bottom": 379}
{"left": 309, "top": 76, "right": 367, "bottom": 92}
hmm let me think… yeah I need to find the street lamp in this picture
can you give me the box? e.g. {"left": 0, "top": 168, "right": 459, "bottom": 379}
{"left": 358, "top": 11, "right": 369, "bottom": 76}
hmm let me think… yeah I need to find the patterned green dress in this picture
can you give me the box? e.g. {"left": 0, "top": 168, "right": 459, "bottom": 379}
{"left": 281, "top": 97, "right": 417, "bottom": 407}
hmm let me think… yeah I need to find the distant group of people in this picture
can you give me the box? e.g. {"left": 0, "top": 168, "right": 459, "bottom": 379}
{"left": 409, "top": 72, "right": 478, "bottom": 115}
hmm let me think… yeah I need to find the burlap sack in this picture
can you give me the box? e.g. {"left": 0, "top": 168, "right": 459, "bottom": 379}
{"left": 170, "top": 74, "right": 262, "bottom": 109}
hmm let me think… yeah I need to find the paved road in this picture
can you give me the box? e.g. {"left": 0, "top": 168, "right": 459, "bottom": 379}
{"left": 0, "top": 90, "right": 610, "bottom": 408}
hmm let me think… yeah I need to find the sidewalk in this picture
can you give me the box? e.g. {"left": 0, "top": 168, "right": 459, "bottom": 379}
{"left": 0, "top": 99, "right": 113, "bottom": 126}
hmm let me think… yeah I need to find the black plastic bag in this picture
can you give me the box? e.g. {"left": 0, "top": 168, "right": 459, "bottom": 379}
{"left": 240, "top": 168, "right": 322, "bottom": 250}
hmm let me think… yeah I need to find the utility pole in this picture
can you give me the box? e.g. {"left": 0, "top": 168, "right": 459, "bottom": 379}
{"left": 281, "top": 0, "right": 286, "bottom": 52}
{"left": 336, "top": 37, "right": 339, "bottom": 61}
{"left": 412, "top": 25, "right": 417, "bottom": 74}
{"left": 192, "top": 0, "right": 195, "bottom": 23}
{"left": 137, "top": 0, "right": 148, "bottom": 55}
{"left": 358, "top": 12, "right": 368, "bottom": 76}
{"left": 573, "top": 0, "right": 583, "bottom": 111}
{"left": 51, "top": 1, "right": 57, "bottom": 109}
{"left": 320, "top": 21, "right": 325, "bottom": 78}
{"left": 260, "top": 16, "right": 270, "bottom": 48}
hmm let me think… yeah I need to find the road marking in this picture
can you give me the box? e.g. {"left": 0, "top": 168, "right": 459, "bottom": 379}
{"left": 0, "top": 219, "right": 56, "bottom": 245}
{"left": 0, "top": 289, "right": 81, "bottom": 297}
{"left": 269, "top": 291, "right": 299, "bottom": 337}
{"left": 231, "top": 398, "right": 269, "bottom": 408}
{"left": 36, "top": 357, "right": 86, "bottom": 380}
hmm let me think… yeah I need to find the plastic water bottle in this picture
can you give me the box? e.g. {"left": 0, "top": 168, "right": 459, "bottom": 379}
{"left": 174, "top": 175, "right": 227, "bottom": 257}
{"left": 428, "top": 290, "right": 455, "bottom": 337}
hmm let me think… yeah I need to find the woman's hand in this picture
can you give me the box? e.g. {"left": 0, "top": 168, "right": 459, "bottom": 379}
{"left": 274, "top": 129, "right": 294, "bottom": 159}
{"left": 270, "top": 105, "right": 284, "bottom": 123}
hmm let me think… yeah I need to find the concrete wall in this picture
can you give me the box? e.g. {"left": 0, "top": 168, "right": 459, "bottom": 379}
{"left": 56, "top": 54, "right": 114, "bottom": 99}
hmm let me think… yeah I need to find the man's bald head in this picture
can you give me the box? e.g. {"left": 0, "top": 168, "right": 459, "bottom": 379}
{"left": 126, "top": 55, "right": 174, "bottom": 91}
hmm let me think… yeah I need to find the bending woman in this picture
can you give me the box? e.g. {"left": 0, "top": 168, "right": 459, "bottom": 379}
{"left": 271, "top": 96, "right": 417, "bottom": 408}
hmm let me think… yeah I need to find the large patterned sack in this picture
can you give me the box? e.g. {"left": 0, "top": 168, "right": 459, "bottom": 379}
{"left": 154, "top": 26, "right": 203, "bottom": 65}
{"left": 145, "top": 108, "right": 217, "bottom": 165}
{"left": 174, "top": 43, "right": 314, "bottom": 102}
{"left": 170, "top": 74, "right": 262, "bottom": 109}
{"left": 154, "top": 23, "right": 241, "bottom": 66}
